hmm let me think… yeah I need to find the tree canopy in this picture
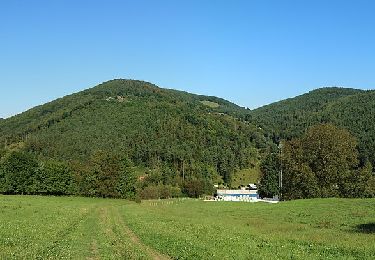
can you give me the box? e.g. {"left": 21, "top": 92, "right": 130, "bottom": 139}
{"left": 258, "top": 152, "right": 280, "bottom": 198}
{"left": 281, "top": 124, "right": 374, "bottom": 200}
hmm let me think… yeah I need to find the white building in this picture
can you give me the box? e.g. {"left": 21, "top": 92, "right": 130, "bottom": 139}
{"left": 216, "top": 189, "right": 259, "bottom": 202}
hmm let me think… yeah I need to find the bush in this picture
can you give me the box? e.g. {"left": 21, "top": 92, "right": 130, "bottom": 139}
{"left": 36, "top": 160, "right": 74, "bottom": 195}
{"left": 0, "top": 151, "right": 38, "bottom": 194}
{"left": 134, "top": 194, "right": 142, "bottom": 203}
{"left": 182, "top": 179, "right": 214, "bottom": 198}
{"left": 140, "top": 184, "right": 182, "bottom": 200}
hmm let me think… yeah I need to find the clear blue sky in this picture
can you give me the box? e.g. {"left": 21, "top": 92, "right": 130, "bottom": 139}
{"left": 1, "top": 0, "right": 374, "bottom": 118}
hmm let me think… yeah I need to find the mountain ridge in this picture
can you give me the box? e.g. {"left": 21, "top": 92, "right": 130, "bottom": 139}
{"left": 249, "top": 86, "right": 375, "bottom": 165}
{"left": 0, "top": 80, "right": 374, "bottom": 188}
{"left": 0, "top": 79, "right": 267, "bottom": 188}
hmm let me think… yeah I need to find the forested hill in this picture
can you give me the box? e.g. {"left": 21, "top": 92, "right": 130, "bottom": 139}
{"left": 249, "top": 87, "right": 375, "bottom": 165}
{"left": 1, "top": 80, "right": 374, "bottom": 198}
{"left": 0, "top": 79, "right": 266, "bottom": 185}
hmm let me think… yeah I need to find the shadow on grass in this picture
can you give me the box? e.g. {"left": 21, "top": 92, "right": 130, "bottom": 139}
{"left": 355, "top": 223, "right": 375, "bottom": 234}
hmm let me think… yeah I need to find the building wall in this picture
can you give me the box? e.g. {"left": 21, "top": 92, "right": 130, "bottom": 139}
{"left": 216, "top": 190, "right": 259, "bottom": 202}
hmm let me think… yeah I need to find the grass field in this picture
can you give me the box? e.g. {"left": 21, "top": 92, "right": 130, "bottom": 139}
{"left": 0, "top": 196, "right": 374, "bottom": 259}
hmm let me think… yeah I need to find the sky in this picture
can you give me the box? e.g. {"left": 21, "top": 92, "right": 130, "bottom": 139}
{"left": 1, "top": 0, "right": 375, "bottom": 118}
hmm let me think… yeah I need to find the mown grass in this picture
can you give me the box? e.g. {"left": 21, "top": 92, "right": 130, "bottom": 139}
{"left": 122, "top": 198, "right": 375, "bottom": 259}
{"left": 0, "top": 195, "right": 374, "bottom": 259}
{"left": 0, "top": 196, "right": 149, "bottom": 259}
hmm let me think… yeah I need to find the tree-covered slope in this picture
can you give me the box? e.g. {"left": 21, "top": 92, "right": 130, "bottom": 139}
{"left": 321, "top": 91, "right": 375, "bottom": 164}
{"left": 250, "top": 87, "right": 375, "bottom": 165}
{"left": 2, "top": 81, "right": 374, "bottom": 195}
{"left": 249, "top": 87, "right": 363, "bottom": 139}
{"left": 0, "top": 79, "right": 266, "bottom": 185}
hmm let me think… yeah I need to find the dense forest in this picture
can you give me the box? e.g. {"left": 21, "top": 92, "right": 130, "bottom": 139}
{"left": 0, "top": 80, "right": 267, "bottom": 199}
{"left": 252, "top": 88, "right": 375, "bottom": 199}
{"left": 0, "top": 80, "right": 374, "bottom": 200}
{"left": 249, "top": 87, "right": 375, "bottom": 167}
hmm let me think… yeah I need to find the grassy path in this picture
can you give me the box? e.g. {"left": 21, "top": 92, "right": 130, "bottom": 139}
{"left": 110, "top": 206, "right": 169, "bottom": 260}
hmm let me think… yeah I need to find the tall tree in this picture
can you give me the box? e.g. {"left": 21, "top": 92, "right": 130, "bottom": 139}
{"left": 301, "top": 124, "right": 359, "bottom": 197}
{"left": 282, "top": 139, "right": 319, "bottom": 200}
{"left": 258, "top": 152, "right": 280, "bottom": 198}
{"left": 281, "top": 124, "right": 369, "bottom": 199}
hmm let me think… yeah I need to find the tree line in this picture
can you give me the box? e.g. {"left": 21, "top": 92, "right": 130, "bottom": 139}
{"left": 0, "top": 147, "right": 216, "bottom": 200}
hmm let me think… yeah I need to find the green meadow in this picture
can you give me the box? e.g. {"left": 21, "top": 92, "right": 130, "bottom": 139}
{"left": 0, "top": 195, "right": 374, "bottom": 259}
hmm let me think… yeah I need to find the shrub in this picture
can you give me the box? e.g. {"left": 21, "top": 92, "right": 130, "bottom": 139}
{"left": 140, "top": 184, "right": 182, "bottom": 200}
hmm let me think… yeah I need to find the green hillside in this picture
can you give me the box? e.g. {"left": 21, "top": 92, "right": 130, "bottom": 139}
{"left": 0, "top": 79, "right": 265, "bottom": 189}
{"left": 1, "top": 81, "right": 374, "bottom": 198}
{"left": 249, "top": 87, "right": 375, "bottom": 165}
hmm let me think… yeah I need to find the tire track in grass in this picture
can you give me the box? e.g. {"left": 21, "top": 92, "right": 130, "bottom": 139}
{"left": 98, "top": 206, "right": 149, "bottom": 259}
{"left": 45, "top": 205, "right": 108, "bottom": 260}
{"left": 35, "top": 206, "right": 93, "bottom": 259}
{"left": 111, "top": 206, "right": 170, "bottom": 260}
{"left": 86, "top": 239, "right": 99, "bottom": 260}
